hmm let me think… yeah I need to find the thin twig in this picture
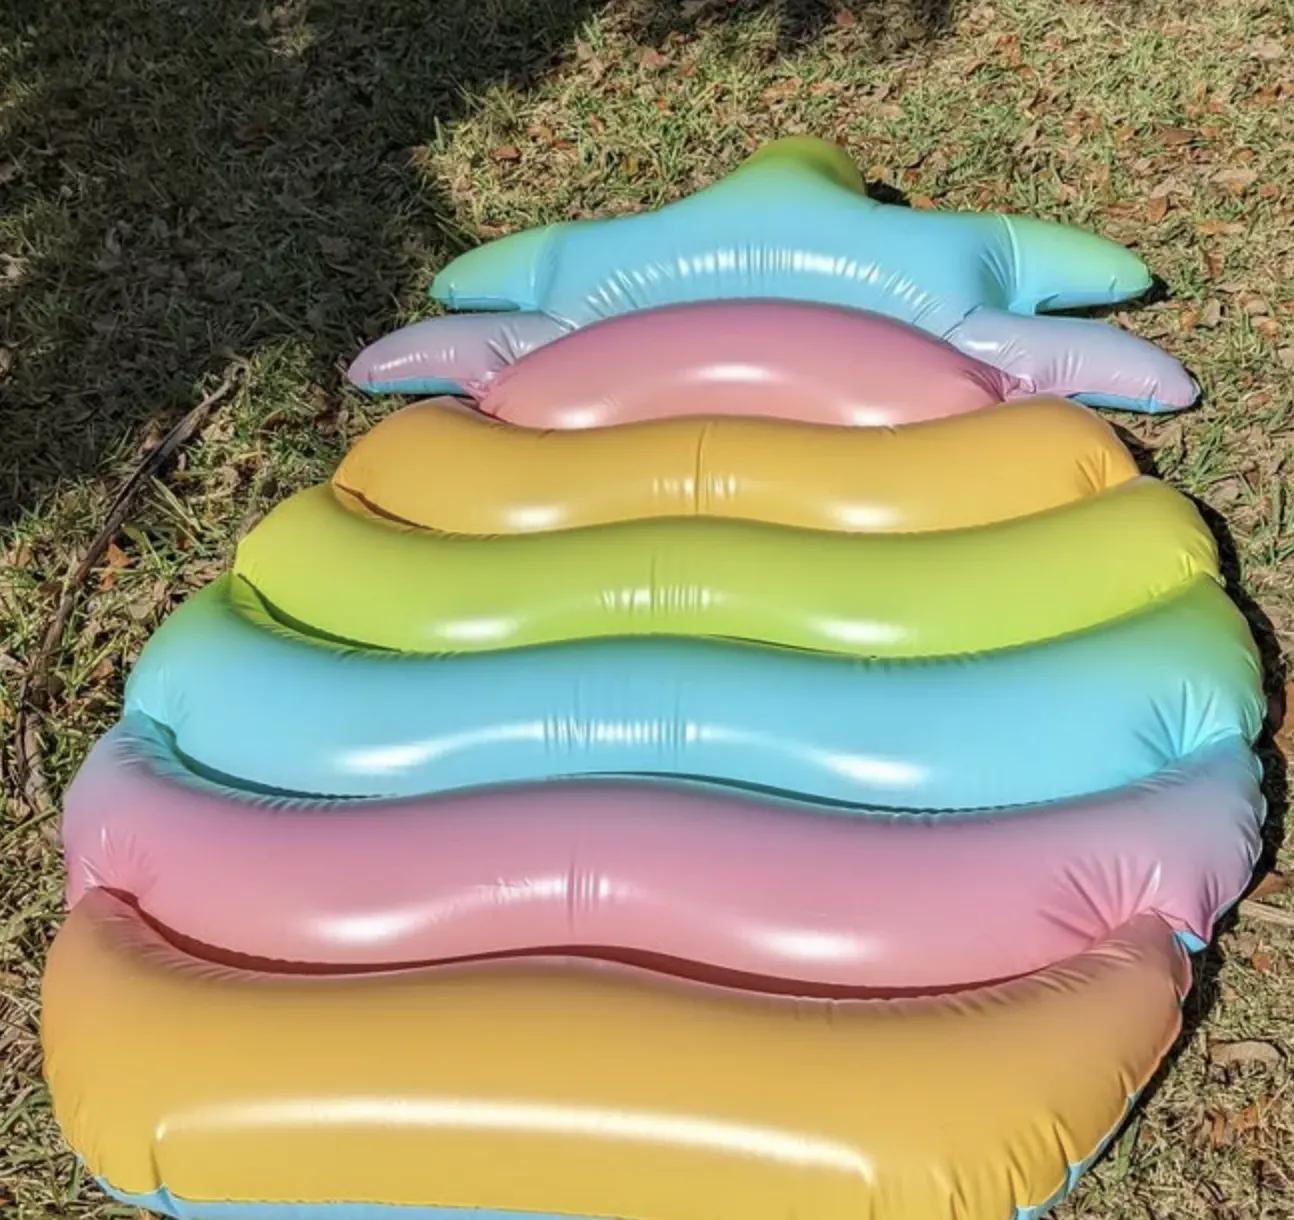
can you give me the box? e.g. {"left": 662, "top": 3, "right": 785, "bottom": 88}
{"left": 1239, "top": 899, "right": 1294, "bottom": 932}
{"left": 9, "top": 369, "right": 241, "bottom": 832}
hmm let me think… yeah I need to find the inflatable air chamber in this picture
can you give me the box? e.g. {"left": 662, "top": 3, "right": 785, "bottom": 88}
{"left": 349, "top": 139, "right": 1197, "bottom": 413}
{"left": 43, "top": 136, "right": 1260, "bottom": 1220}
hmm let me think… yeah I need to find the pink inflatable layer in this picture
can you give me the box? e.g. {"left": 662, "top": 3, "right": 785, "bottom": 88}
{"left": 64, "top": 720, "right": 1263, "bottom": 989}
{"left": 473, "top": 301, "right": 1024, "bottom": 428}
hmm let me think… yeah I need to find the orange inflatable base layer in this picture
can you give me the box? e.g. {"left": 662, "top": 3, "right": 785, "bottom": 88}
{"left": 44, "top": 891, "right": 1188, "bottom": 1220}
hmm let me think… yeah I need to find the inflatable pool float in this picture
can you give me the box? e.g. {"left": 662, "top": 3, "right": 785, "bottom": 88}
{"left": 44, "top": 890, "right": 1188, "bottom": 1220}
{"left": 123, "top": 575, "right": 1262, "bottom": 808}
{"left": 236, "top": 477, "right": 1216, "bottom": 658}
{"left": 348, "top": 139, "right": 1197, "bottom": 412}
{"left": 65, "top": 718, "right": 1262, "bottom": 986}
{"left": 40, "top": 135, "right": 1257, "bottom": 1220}
{"left": 336, "top": 395, "right": 1139, "bottom": 534}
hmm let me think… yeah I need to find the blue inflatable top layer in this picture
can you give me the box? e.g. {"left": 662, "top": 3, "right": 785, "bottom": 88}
{"left": 347, "top": 138, "right": 1199, "bottom": 413}
{"left": 122, "top": 575, "right": 1263, "bottom": 811}
{"left": 435, "top": 137, "right": 1147, "bottom": 327}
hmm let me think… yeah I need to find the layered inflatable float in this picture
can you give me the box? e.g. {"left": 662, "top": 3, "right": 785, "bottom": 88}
{"left": 43, "top": 136, "right": 1255, "bottom": 1220}
{"left": 45, "top": 891, "right": 1188, "bottom": 1220}
{"left": 349, "top": 139, "right": 1197, "bottom": 412}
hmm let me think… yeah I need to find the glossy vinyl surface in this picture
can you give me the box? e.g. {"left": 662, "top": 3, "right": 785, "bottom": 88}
{"left": 236, "top": 477, "right": 1217, "bottom": 659}
{"left": 336, "top": 396, "right": 1139, "bottom": 535}
{"left": 348, "top": 138, "right": 1196, "bottom": 412}
{"left": 352, "top": 300, "right": 1022, "bottom": 421}
{"left": 65, "top": 718, "right": 1263, "bottom": 985}
{"left": 44, "top": 891, "right": 1188, "bottom": 1220}
{"left": 122, "top": 575, "right": 1264, "bottom": 808}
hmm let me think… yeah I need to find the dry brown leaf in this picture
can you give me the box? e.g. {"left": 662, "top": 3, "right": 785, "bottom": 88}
{"left": 1198, "top": 299, "right": 1223, "bottom": 327}
{"left": 1147, "top": 195, "right": 1169, "bottom": 223}
{"left": 1209, "top": 1040, "right": 1284, "bottom": 1070}
{"left": 834, "top": 7, "right": 858, "bottom": 25}
{"left": 910, "top": 195, "right": 936, "bottom": 210}
{"left": 1278, "top": 347, "right": 1294, "bottom": 372}
{"left": 1259, "top": 183, "right": 1283, "bottom": 200}
{"left": 1196, "top": 218, "right": 1243, "bottom": 236}
{"left": 1250, "top": 950, "right": 1275, "bottom": 973}
{"left": 1250, "top": 871, "right": 1291, "bottom": 901}
{"left": 1232, "top": 1101, "right": 1267, "bottom": 1137}
{"left": 639, "top": 47, "right": 670, "bottom": 70}
{"left": 1180, "top": 306, "right": 1201, "bottom": 332}
{"left": 1204, "top": 250, "right": 1226, "bottom": 279}
{"left": 1160, "top": 126, "right": 1199, "bottom": 145}
{"left": 1214, "top": 167, "right": 1259, "bottom": 193}
{"left": 1276, "top": 681, "right": 1294, "bottom": 749}
{"left": 491, "top": 145, "right": 521, "bottom": 163}
{"left": 1251, "top": 38, "right": 1286, "bottom": 60}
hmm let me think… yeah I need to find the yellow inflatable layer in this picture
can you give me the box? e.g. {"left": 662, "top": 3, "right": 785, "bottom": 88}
{"left": 44, "top": 891, "right": 1186, "bottom": 1220}
{"left": 335, "top": 396, "right": 1138, "bottom": 534}
{"left": 235, "top": 476, "right": 1218, "bottom": 658}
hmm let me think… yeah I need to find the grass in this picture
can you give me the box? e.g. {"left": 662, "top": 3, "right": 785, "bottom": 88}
{"left": 2, "top": 0, "right": 1294, "bottom": 1215}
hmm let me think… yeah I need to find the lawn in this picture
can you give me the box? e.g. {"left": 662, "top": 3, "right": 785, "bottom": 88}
{"left": 2, "top": 0, "right": 1293, "bottom": 1215}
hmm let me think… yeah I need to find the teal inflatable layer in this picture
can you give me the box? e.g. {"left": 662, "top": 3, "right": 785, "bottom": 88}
{"left": 122, "top": 575, "right": 1263, "bottom": 809}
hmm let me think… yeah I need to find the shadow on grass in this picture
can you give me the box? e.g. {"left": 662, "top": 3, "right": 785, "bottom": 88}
{"left": 0, "top": 0, "right": 951, "bottom": 529}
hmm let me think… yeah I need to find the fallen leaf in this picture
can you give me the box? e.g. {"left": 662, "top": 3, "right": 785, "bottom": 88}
{"left": 1204, "top": 250, "right": 1225, "bottom": 279}
{"left": 90, "top": 658, "right": 114, "bottom": 682}
{"left": 1198, "top": 299, "right": 1223, "bottom": 327}
{"left": 1250, "top": 950, "right": 1274, "bottom": 973}
{"left": 1231, "top": 1097, "right": 1262, "bottom": 1133}
{"left": 1160, "top": 126, "right": 1199, "bottom": 145}
{"left": 1209, "top": 1040, "right": 1284, "bottom": 1070}
{"left": 1214, "top": 167, "right": 1258, "bottom": 193}
{"left": 1147, "top": 195, "right": 1169, "bottom": 224}
{"left": 1251, "top": 38, "right": 1285, "bottom": 60}
{"left": 1279, "top": 347, "right": 1294, "bottom": 371}
{"left": 910, "top": 195, "right": 936, "bottom": 210}
{"left": 1251, "top": 872, "right": 1290, "bottom": 901}
{"left": 639, "top": 47, "right": 670, "bottom": 70}
{"left": 1180, "top": 306, "right": 1200, "bottom": 332}
{"left": 834, "top": 7, "right": 858, "bottom": 25}
{"left": 1259, "top": 183, "right": 1282, "bottom": 200}
{"left": 1255, "top": 317, "right": 1282, "bottom": 339}
{"left": 491, "top": 145, "right": 521, "bottom": 163}
{"left": 1196, "top": 218, "right": 1244, "bottom": 236}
